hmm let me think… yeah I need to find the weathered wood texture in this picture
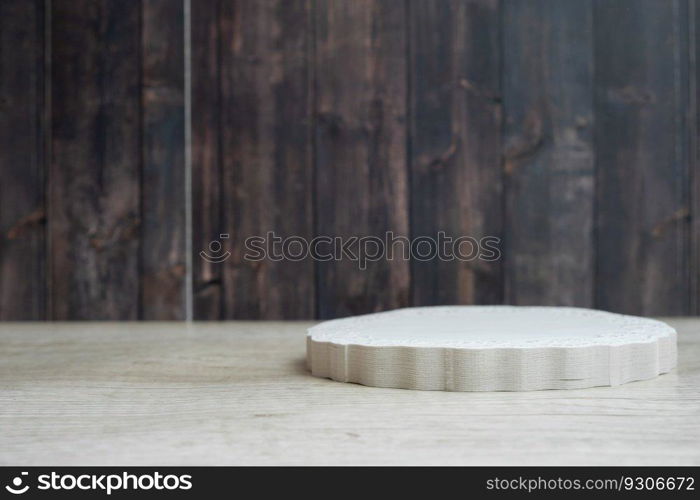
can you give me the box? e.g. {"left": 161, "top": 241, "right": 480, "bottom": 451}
{"left": 141, "top": 0, "right": 187, "bottom": 320}
{"left": 1, "top": 0, "right": 698, "bottom": 320}
{"left": 1, "top": 319, "right": 698, "bottom": 465}
{"left": 50, "top": 0, "right": 142, "bottom": 320}
{"left": 503, "top": 0, "right": 595, "bottom": 307}
{"left": 0, "top": 0, "right": 46, "bottom": 320}
{"left": 409, "top": 0, "right": 502, "bottom": 307}
{"left": 691, "top": 0, "right": 700, "bottom": 316}
{"left": 218, "top": 0, "right": 315, "bottom": 319}
{"left": 594, "top": 0, "right": 690, "bottom": 316}
{"left": 315, "top": 0, "right": 409, "bottom": 318}
{"left": 191, "top": 0, "right": 223, "bottom": 320}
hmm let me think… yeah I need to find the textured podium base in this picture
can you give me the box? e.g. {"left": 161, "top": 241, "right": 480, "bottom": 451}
{"left": 307, "top": 306, "right": 677, "bottom": 391}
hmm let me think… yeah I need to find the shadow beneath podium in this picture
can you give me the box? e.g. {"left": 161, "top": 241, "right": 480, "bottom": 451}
{"left": 292, "top": 357, "right": 310, "bottom": 376}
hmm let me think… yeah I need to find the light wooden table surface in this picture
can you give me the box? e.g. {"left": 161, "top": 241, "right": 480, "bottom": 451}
{"left": 1, "top": 319, "right": 698, "bottom": 466}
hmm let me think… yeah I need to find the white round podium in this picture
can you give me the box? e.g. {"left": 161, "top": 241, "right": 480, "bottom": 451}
{"left": 306, "top": 306, "right": 677, "bottom": 391}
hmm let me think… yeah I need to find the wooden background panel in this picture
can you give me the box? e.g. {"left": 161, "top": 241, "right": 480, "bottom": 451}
{"left": 502, "top": 0, "right": 595, "bottom": 306}
{"left": 219, "top": 0, "right": 315, "bottom": 319}
{"left": 141, "top": 0, "right": 187, "bottom": 320}
{"left": 409, "top": 0, "right": 502, "bottom": 307}
{"left": 315, "top": 0, "right": 409, "bottom": 318}
{"left": 191, "top": 0, "right": 223, "bottom": 320}
{"left": 49, "top": 0, "right": 141, "bottom": 320}
{"left": 0, "top": 0, "right": 46, "bottom": 320}
{"left": 0, "top": 0, "right": 698, "bottom": 320}
{"left": 693, "top": 0, "right": 700, "bottom": 316}
{"left": 594, "top": 0, "right": 691, "bottom": 316}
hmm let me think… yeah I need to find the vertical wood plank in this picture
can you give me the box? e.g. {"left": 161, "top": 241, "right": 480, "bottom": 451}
{"left": 594, "top": 0, "right": 690, "bottom": 315}
{"left": 219, "top": 0, "right": 314, "bottom": 319}
{"left": 192, "top": 0, "right": 223, "bottom": 319}
{"left": 0, "top": 0, "right": 46, "bottom": 320}
{"left": 691, "top": 0, "right": 700, "bottom": 315}
{"left": 409, "top": 0, "right": 502, "bottom": 306}
{"left": 502, "top": 0, "right": 595, "bottom": 306}
{"left": 315, "top": 0, "right": 409, "bottom": 318}
{"left": 50, "top": 0, "right": 141, "bottom": 319}
{"left": 141, "top": 0, "right": 186, "bottom": 319}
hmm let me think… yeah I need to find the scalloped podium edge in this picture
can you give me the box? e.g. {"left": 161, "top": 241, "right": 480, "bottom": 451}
{"left": 306, "top": 328, "right": 677, "bottom": 392}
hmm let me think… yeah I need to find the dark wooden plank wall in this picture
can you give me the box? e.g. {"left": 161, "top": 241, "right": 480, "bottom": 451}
{"left": 0, "top": 0, "right": 46, "bottom": 320}
{"left": 502, "top": 0, "right": 595, "bottom": 307}
{"left": 141, "top": 0, "right": 186, "bottom": 320}
{"left": 218, "top": 0, "right": 314, "bottom": 319}
{"left": 693, "top": 0, "right": 700, "bottom": 316}
{"left": 1, "top": 0, "right": 186, "bottom": 320}
{"left": 0, "top": 0, "right": 697, "bottom": 320}
{"left": 316, "top": 0, "right": 409, "bottom": 318}
{"left": 50, "top": 0, "right": 142, "bottom": 320}
{"left": 410, "top": 0, "right": 502, "bottom": 307}
{"left": 191, "top": 0, "right": 223, "bottom": 319}
{"left": 595, "top": 0, "right": 690, "bottom": 316}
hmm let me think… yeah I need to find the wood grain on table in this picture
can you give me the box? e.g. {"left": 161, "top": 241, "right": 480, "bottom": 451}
{"left": 1, "top": 319, "right": 698, "bottom": 466}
